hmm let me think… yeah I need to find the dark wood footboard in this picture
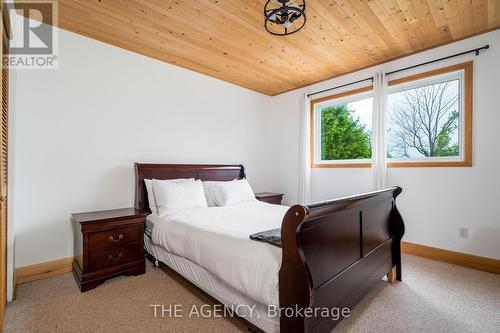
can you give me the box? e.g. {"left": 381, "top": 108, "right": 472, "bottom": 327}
{"left": 279, "top": 187, "right": 405, "bottom": 333}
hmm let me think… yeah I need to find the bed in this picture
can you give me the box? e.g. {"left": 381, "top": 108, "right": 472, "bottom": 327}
{"left": 135, "top": 163, "right": 405, "bottom": 333}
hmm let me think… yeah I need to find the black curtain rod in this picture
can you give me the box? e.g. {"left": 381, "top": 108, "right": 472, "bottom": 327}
{"left": 307, "top": 44, "right": 489, "bottom": 98}
{"left": 385, "top": 44, "right": 489, "bottom": 76}
{"left": 306, "top": 77, "right": 373, "bottom": 98}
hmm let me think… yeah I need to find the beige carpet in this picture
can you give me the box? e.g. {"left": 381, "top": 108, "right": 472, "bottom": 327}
{"left": 5, "top": 254, "right": 500, "bottom": 333}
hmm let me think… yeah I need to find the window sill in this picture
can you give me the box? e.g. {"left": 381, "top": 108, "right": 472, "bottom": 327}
{"left": 387, "top": 160, "right": 472, "bottom": 168}
{"left": 311, "top": 163, "right": 371, "bottom": 168}
{"left": 311, "top": 160, "right": 472, "bottom": 168}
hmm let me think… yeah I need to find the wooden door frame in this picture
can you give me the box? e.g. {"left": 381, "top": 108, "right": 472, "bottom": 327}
{"left": 0, "top": 1, "right": 10, "bottom": 330}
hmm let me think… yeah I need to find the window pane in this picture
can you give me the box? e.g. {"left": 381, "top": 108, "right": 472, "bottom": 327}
{"left": 320, "top": 97, "right": 373, "bottom": 161}
{"left": 387, "top": 79, "right": 460, "bottom": 159}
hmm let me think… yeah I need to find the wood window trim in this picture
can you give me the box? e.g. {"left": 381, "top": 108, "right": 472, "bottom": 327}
{"left": 310, "top": 62, "right": 473, "bottom": 169}
{"left": 387, "top": 61, "right": 473, "bottom": 168}
{"left": 310, "top": 86, "right": 373, "bottom": 168}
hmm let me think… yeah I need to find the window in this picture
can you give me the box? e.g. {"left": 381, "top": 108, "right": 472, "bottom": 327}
{"left": 311, "top": 87, "right": 373, "bottom": 168}
{"left": 387, "top": 62, "right": 472, "bottom": 167}
{"left": 310, "top": 62, "right": 472, "bottom": 168}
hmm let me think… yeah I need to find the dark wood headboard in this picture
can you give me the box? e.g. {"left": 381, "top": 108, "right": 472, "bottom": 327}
{"left": 134, "top": 163, "right": 246, "bottom": 214}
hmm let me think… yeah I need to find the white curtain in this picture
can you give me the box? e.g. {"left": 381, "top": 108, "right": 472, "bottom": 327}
{"left": 299, "top": 93, "right": 312, "bottom": 204}
{"left": 372, "top": 72, "right": 388, "bottom": 190}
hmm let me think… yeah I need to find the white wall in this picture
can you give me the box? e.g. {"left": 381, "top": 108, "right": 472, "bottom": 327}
{"left": 11, "top": 21, "right": 272, "bottom": 270}
{"left": 268, "top": 30, "right": 500, "bottom": 260}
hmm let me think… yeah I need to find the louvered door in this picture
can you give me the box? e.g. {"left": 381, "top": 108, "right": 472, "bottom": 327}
{"left": 0, "top": 8, "right": 8, "bottom": 328}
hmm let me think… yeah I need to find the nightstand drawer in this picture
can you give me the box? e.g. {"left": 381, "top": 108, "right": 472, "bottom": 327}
{"left": 88, "top": 242, "right": 142, "bottom": 271}
{"left": 88, "top": 226, "right": 141, "bottom": 250}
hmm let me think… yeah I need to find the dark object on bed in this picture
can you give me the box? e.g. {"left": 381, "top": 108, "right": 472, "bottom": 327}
{"left": 250, "top": 228, "right": 282, "bottom": 247}
{"left": 134, "top": 163, "right": 405, "bottom": 333}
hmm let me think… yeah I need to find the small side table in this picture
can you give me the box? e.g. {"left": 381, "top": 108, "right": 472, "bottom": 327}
{"left": 71, "top": 208, "right": 147, "bottom": 292}
{"left": 255, "top": 192, "right": 284, "bottom": 205}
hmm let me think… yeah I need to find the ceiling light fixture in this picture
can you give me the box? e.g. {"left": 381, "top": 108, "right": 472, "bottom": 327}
{"left": 264, "top": 0, "right": 306, "bottom": 36}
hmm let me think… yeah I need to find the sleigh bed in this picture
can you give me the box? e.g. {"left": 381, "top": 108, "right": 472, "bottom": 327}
{"left": 135, "top": 163, "right": 405, "bottom": 333}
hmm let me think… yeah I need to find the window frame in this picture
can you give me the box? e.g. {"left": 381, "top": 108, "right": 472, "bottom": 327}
{"left": 386, "top": 61, "right": 473, "bottom": 168}
{"left": 310, "top": 86, "right": 374, "bottom": 168}
{"left": 309, "top": 62, "right": 473, "bottom": 169}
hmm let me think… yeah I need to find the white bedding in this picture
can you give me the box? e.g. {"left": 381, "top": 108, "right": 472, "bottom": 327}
{"left": 144, "top": 238, "right": 280, "bottom": 333}
{"left": 151, "top": 201, "right": 289, "bottom": 306}
{"left": 145, "top": 213, "right": 162, "bottom": 230}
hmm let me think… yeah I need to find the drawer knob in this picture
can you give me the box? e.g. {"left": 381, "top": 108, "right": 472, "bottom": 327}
{"left": 107, "top": 252, "right": 123, "bottom": 261}
{"left": 108, "top": 234, "right": 123, "bottom": 242}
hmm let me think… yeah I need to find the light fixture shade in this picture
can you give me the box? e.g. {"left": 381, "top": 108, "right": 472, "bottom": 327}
{"left": 264, "top": 0, "right": 306, "bottom": 36}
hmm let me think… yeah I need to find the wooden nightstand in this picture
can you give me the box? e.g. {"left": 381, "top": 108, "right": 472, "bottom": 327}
{"left": 71, "top": 208, "right": 147, "bottom": 292}
{"left": 255, "top": 192, "right": 284, "bottom": 205}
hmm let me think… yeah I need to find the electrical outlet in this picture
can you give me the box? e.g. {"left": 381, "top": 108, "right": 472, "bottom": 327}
{"left": 458, "top": 227, "right": 468, "bottom": 239}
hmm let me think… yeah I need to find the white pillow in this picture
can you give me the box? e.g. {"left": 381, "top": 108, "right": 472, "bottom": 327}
{"left": 202, "top": 180, "right": 236, "bottom": 206}
{"left": 209, "top": 179, "right": 257, "bottom": 207}
{"left": 144, "top": 178, "right": 194, "bottom": 215}
{"left": 153, "top": 179, "right": 207, "bottom": 216}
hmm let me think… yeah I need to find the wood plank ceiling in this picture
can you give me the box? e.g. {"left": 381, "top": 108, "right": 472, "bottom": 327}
{"left": 26, "top": 0, "right": 500, "bottom": 95}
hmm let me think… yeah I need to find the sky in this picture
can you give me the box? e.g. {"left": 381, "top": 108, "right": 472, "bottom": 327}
{"left": 348, "top": 98, "right": 372, "bottom": 129}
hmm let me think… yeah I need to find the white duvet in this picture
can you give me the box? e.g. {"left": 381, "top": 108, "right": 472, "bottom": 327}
{"left": 151, "top": 201, "right": 289, "bottom": 306}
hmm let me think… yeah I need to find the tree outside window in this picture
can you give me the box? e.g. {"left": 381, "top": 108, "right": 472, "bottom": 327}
{"left": 387, "top": 79, "right": 460, "bottom": 159}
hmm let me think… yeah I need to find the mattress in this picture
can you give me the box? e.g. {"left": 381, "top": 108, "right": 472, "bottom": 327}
{"left": 150, "top": 202, "right": 289, "bottom": 306}
{"left": 144, "top": 233, "right": 279, "bottom": 333}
